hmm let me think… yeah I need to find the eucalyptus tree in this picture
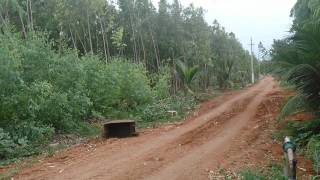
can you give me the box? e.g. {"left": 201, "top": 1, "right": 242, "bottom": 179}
{"left": 1, "top": 0, "right": 253, "bottom": 91}
{"left": 118, "top": 0, "right": 140, "bottom": 63}
{"left": 0, "top": 0, "right": 29, "bottom": 37}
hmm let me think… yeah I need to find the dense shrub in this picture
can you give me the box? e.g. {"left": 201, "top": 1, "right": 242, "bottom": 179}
{"left": 140, "top": 99, "right": 172, "bottom": 122}
{"left": 0, "top": 31, "right": 157, "bottom": 163}
{"left": 150, "top": 68, "right": 171, "bottom": 100}
{"left": 82, "top": 57, "right": 153, "bottom": 118}
{"left": 0, "top": 128, "right": 20, "bottom": 160}
{"left": 138, "top": 94, "right": 197, "bottom": 128}
{"left": 0, "top": 29, "right": 202, "bottom": 165}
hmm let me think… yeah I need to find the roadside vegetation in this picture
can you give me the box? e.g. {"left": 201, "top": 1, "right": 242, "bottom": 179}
{"left": 252, "top": 0, "right": 320, "bottom": 178}
{"left": 0, "top": 0, "right": 255, "bottom": 165}
{"left": 271, "top": 0, "right": 320, "bottom": 175}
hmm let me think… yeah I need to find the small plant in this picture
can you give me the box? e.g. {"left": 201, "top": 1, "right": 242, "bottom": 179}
{"left": 175, "top": 59, "right": 199, "bottom": 94}
{"left": 239, "top": 164, "right": 287, "bottom": 180}
{"left": 240, "top": 170, "right": 265, "bottom": 180}
{"left": 306, "top": 136, "right": 320, "bottom": 174}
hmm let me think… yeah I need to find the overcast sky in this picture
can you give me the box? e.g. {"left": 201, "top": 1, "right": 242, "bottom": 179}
{"left": 152, "top": 0, "right": 296, "bottom": 53}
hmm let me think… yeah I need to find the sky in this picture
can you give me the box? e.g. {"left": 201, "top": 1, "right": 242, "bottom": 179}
{"left": 152, "top": 0, "right": 297, "bottom": 53}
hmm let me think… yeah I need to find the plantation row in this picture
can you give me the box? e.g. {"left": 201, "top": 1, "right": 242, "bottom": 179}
{"left": 0, "top": 0, "right": 258, "bottom": 90}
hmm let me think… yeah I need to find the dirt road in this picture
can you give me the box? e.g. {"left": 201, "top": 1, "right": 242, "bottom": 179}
{"left": 12, "top": 77, "right": 305, "bottom": 180}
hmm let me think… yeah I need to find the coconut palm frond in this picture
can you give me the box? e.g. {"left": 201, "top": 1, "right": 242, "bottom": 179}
{"left": 175, "top": 59, "right": 187, "bottom": 81}
{"left": 288, "top": 64, "right": 320, "bottom": 109}
{"left": 278, "top": 94, "right": 311, "bottom": 121}
{"left": 185, "top": 65, "right": 199, "bottom": 85}
{"left": 175, "top": 59, "right": 199, "bottom": 93}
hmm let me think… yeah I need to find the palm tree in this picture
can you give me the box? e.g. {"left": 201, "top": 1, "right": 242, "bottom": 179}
{"left": 175, "top": 59, "right": 199, "bottom": 94}
{"left": 275, "top": 23, "right": 320, "bottom": 120}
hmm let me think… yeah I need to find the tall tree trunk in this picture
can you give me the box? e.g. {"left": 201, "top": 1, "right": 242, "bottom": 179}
{"left": 128, "top": 2, "right": 138, "bottom": 63}
{"left": 28, "top": 0, "right": 33, "bottom": 30}
{"left": 81, "top": 24, "right": 89, "bottom": 54}
{"left": 69, "top": 27, "right": 77, "bottom": 50}
{"left": 87, "top": 9, "right": 93, "bottom": 54}
{"left": 149, "top": 26, "right": 160, "bottom": 72}
{"left": 102, "top": 21, "right": 111, "bottom": 59}
{"left": 77, "top": 30, "right": 87, "bottom": 54}
{"left": 3, "top": 0, "right": 9, "bottom": 20}
{"left": 95, "top": 30, "right": 99, "bottom": 54}
{"left": 26, "top": 0, "right": 30, "bottom": 28}
{"left": 156, "top": 39, "right": 161, "bottom": 66}
{"left": 18, "top": 8, "right": 27, "bottom": 38}
{"left": 173, "top": 59, "right": 176, "bottom": 96}
{"left": 204, "top": 63, "right": 208, "bottom": 90}
{"left": 139, "top": 33, "right": 146, "bottom": 66}
{"left": 0, "top": 10, "right": 7, "bottom": 28}
{"left": 99, "top": 16, "right": 108, "bottom": 63}
{"left": 146, "top": 6, "right": 160, "bottom": 70}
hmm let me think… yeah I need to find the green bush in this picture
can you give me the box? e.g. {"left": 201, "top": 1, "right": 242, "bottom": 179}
{"left": 151, "top": 68, "right": 171, "bottom": 100}
{"left": 0, "top": 128, "right": 20, "bottom": 160}
{"left": 0, "top": 29, "right": 202, "bottom": 164}
{"left": 140, "top": 99, "right": 172, "bottom": 122}
{"left": 114, "top": 60, "right": 153, "bottom": 110}
{"left": 0, "top": 30, "right": 160, "bottom": 163}
{"left": 0, "top": 127, "right": 47, "bottom": 165}
{"left": 138, "top": 94, "right": 197, "bottom": 128}
{"left": 82, "top": 57, "right": 153, "bottom": 118}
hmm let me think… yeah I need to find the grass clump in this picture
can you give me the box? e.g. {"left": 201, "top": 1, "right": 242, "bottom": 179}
{"left": 240, "top": 164, "right": 287, "bottom": 180}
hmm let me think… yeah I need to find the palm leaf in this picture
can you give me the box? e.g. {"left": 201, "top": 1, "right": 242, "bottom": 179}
{"left": 175, "top": 59, "right": 200, "bottom": 93}
{"left": 175, "top": 59, "right": 187, "bottom": 82}
{"left": 288, "top": 64, "right": 320, "bottom": 109}
{"left": 278, "top": 94, "right": 311, "bottom": 121}
{"left": 185, "top": 66, "right": 199, "bottom": 85}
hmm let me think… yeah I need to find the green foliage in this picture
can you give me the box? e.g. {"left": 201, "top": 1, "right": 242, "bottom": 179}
{"left": 83, "top": 57, "right": 152, "bottom": 116}
{"left": 240, "top": 170, "right": 265, "bottom": 180}
{"left": 306, "top": 136, "right": 320, "bottom": 173}
{"left": 111, "top": 27, "right": 127, "bottom": 55}
{"left": 268, "top": 164, "right": 288, "bottom": 180}
{"left": 140, "top": 99, "right": 172, "bottom": 123}
{"left": 176, "top": 59, "right": 199, "bottom": 93}
{"left": 151, "top": 68, "right": 171, "bottom": 100}
{"left": 0, "top": 30, "right": 154, "bottom": 163}
{"left": 281, "top": 119, "right": 320, "bottom": 173}
{"left": 138, "top": 94, "right": 197, "bottom": 128}
{"left": 0, "top": 0, "right": 254, "bottom": 165}
{"left": 0, "top": 128, "right": 20, "bottom": 160}
{"left": 1, "top": 0, "right": 252, "bottom": 90}
{"left": 115, "top": 61, "right": 153, "bottom": 109}
{"left": 240, "top": 165, "right": 287, "bottom": 180}
{"left": 278, "top": 95, "right": 310, "bottom": 121}
{"left": 271, "top": 0, "right": 320, "bottom": 172}
{"left": 271, "top": 2, "right": 320, "bottom": 113}
{"left": 287, "top": 64, "right": 320, "bottom": 110}
{"left": 284, "top": 119, "right": 320, "bottom": 146}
